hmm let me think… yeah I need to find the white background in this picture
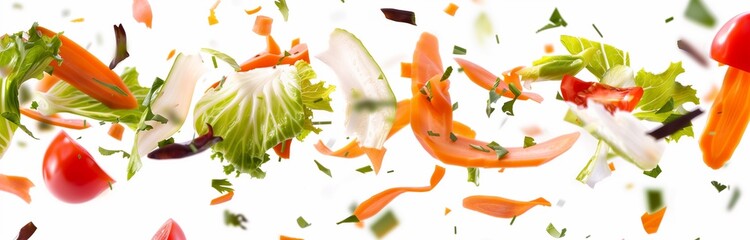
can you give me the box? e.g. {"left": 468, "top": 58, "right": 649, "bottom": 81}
{"left": 1, "top": 0, "right": 750, "bottom": 239}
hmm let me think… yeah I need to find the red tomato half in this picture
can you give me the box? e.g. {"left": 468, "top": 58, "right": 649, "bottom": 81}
{"left": 43, "top": 131, "right": 114, "bottom": 203}
{"left": 561, "top": 74, "right": 644, "bottom": 113}
{"left": 712, "top": 12, "right": 750, "bottom": 72}
{"left": 152, "top": 218, "right": 187, "bottom": 240}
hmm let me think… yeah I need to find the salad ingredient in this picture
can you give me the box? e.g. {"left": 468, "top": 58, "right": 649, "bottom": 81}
{"left": 201, "top": 48, "right": 241, "bottom": 71}
{"left": 296, "top": 216, "right": 311, "bottom": 228}
{"left": 647, "top": 108, "right": 703, "bottom": 139}
{"left": 728, "top": 188, "right": 741, "bottom": 210}
{"left": 381, "top": 8, "right": 416, "bottom": 26}
{"left": 345, "top": 165, "right": 445, "bottom": 222}
{"left": 37, "top": 26, "right": 138, "bottom": 110}
{"left": 560, "top": 36, "right": 629, "bottom": 79}
{"left": 371, "top": 210, "right": 398, "bottom": 238}
{"left": 401, "top": 62, "right": 412, "bottom": 78}
{"left": 561, "top": 75, "right": 644, "bottom": 113}
{"left": 253, "top": 15, "right": 274, "bottom": 36}
{"left": 641, "top": 207, "right": 666, "bottom": 234}
{"left": 462, "top": 195, "right": 551, "bottom": 218}
{"left": 110, "top": 24, "right": 130, "bottom": 69}
{"left": 536, "top": 8, "right": 567, "bottom": 33}
{"left": 677, "top": 39, "right": 708, "bottom": 67}
{"left": 99, "top": 147, "right": 131, "bottom": 158}
{"left": 280, "top": 236, "right": 302, "bottom": 240}
{"left": 210, "top": 191, "right": 234, "bottom": 205}
{"left": 132, "top": 0, "right": 153, "bottom": 28}
{"left": 245, "top": 6, "right": 262, "bottom": 15}
{"left": 711, "top": 180, "right": 728, "bottom": 193}
{"left": 152, "top": 218, "right": 187, "bottom": 240}
{"left": 16, "top": 222, "right": 37, "bottom": 240}
{"left": 208, "top": 0, "right": 220, "bottom": 25}
{"left": 545, "top": 44, "right": 554, "bottom": 53}
{"left": 108, "top": 123, "right": 125, "bottom": 140}
{"left": 685, "top": 0, "right": 715, "bottom": 27}
{"left": 314, "top": 160, "right": 333, "bottom": 177}
{"left": 239, "top": 37, "right": 309, "bottom": 71}
{"left": 467, "top": 167, "right": 480, "bottom": 186}
{"left": 44, "top": 131, "right": 114, "bottom": 203}
{"left": 575, "top": 140, "right": 611, "bottom": 188}
{"left": 19, "top": 108, "right": 91, "bottom": 129}
{"left": 643, "top": 165, "right": 662, "bottom": 178}
{"left": 452, "top": 45, "right": 466, "bottom": 55}
{"left": 70, "top": 18, "right": 84, "bottom": 23}
{"left": 517, "top": 47, "right": 597, "bottom": 82}
{"left": 272, "top": 139, "right": 292, "bottom": 159}
{"left": 147, "top": 124, "right": 223, "bottom": 159}
{"left": 592, "top": 24, "right": 604, "bottom": 38}
{"left": 356, "top": 165, "right": 373, "bottom": 173}
{"left": 37, "top": 73, "right": 61, "bottom": 92}
{"left": 317, "top": 29, "right": 396, "bottom": 149}
{"left": 475, "top": 12, "right": 494, "bottom": 44}
{"left": 444, "top": 3, "right": 459, "bottom": 16}
{"left": 701, "top": 12, "right": 750, "bottom": 169}
{"left": 275, "top": 0, "right": 289, "bottom": 21}
{"left": 0, "top": 174, "right": 34, "bottom": 203}
{"left": 454, "top": 58, "right": 543, "bottom": 102}
{"left": 523, "top": 136, "right": 536, "bottom": 148}
{"left": 601, "top": 65, "right": 635, "bottom": 87}
{"left": 212, "top": 179, "right": 233, "bottom": 193}
{"left": 546, "top": 223, "right": 567, "bottom": 238}
{"left": 167, "top": 49, "right": 176, "bottom": 60}
{"left": 224, "top": 210, "right": 248, "bottom": 229}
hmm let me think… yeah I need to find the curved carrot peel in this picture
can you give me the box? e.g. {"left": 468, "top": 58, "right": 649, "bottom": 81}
{"left": 273, "top": 139, "right": 292, "bottom": 159}
{"left": 108, "top": 123, "right": 125, "bottom": 141}
{"left": 700, "top": 67, "right": 750, "bottom": 169}
{"left": 36, "top": 26, "right": 139, "bottom": 110}
{"left": 210, "top": 191, "right": 234, "bottom": 205}
{"left": 20, "top": 108, "right": 90, "bottom": 130}
{"left": 0, "top": 174, "right": 34, "bottom": 203}
{"left": 412, "top": 33, "right": 579, "bottom": 168}
{"left": 280, "top": 236, "right": 303, "bottom": 240}
{"left": 352, "top": 165, "right": 446, "bottom": 222}
{"left": 641, "top": 207, "right": 667, "bottom": 234}
{"left": 245, "top": 6, "right": 262, "bottom": 15}
{"left": 132, "top": 0, "right": 153, "bottom": 28}
{"left": 463, "top": 195, "right": 550, "bottom": 218}
{"left": 239, "top": 40, "right": 309, "bottom": 71}
{"left": 454, "top": 58, "right": 544, "bottom": 103}
{"left": 37, "top": 73, "right": 61, "bottom": 93}
{"left": 363, "top": 147, "right": 386, "bottom": 174}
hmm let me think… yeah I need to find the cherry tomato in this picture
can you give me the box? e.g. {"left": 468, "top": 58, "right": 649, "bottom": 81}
{"left": 43, "top": 131, "right": 113, "bottom": 203}
{"left": 152, "top": 218, "right": 187, "bottom": 240}
{"left": 561, "top": 74, "right": 644, "bottom": 113}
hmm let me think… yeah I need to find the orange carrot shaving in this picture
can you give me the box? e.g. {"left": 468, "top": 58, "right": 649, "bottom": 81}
{"left": 239, "top": 40, "right": 308, "bottom": 71}
{"left": 451, "top": 121, "right": 476, "bottom": 139}
{"left": 291, "top": 38, "right": 300, "bottom": 48}
{"left": 273, "top": 139, "right": 292, "bottom": 159}
{"left": 0, "top": 174, "right": 34, "bottom": 203}
{"left": 641, "top": 207, "right": 667, "bottom": 234}
{"left": 132, "top": 0, "right": 153, "bottom": 28}
{"left": 608, "top": 162, "right": 616, "bottom": 171}
{"left": 444, "top": 3, "right": 459, "bottom": 16}
{"left": 444, "top": 207, "right": 452, "bottom": 215}
{"left": 70, "top": 18, "right": 84, "bottom": 23}
{"left": 401, "top": 62, "right": 413, "bottom": 78}
{"left": 544, "top": 44, "right": 554, "bottom": 54}
{"left": 210, "top": 191, "right": 234, "bottom": 205}
{"left": 266, "top": 36, "right": 281, "bottom": 55}
{"left": 37, "top": 26, "right": 139, "bottom": 110}
{"left": 454, "top": 58, "right": 544, "bottom": 103}
{"left": 363, "top": 147, "right": 387, "bottom": 174}
{"left": 37, "top": 72, "right": 61, "bottom": 93}
{"left": 20, "top": 108, "right": 90, "bottom": 130}
{"left": 463, "top": 195, "right": 550, "bottom": 218}
{"left": 108, "top": 123, "right": 125, "bottom": 141}
{"left": 253, "top": 15, "right": 274, "bottom": 36}
{"left": 702, "top": 84, "right": 719, "bottom": 103}
{"left": 352, "top": 165, "right": 446, "bottom": 222}
{"left": 700, "top": 67, "right": 750, "bottom": 169}
{"left": 280, "top": 235, "right": 303, "bottom": 240}
{"left": 521, "top": 125, "right": 543, "bottom": 136}
{"left": 245, "top": 6, "right": 262, "bottom": 15}
{"left": 166, "top": 49, "right": 176, "bottom": 60}
{"left": 208, "top": 0, "right": 221, "bottom": 25}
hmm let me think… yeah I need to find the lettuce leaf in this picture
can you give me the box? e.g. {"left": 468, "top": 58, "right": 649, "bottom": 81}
{"left": 560, "top": 35, "right": 630, "bottom": 80}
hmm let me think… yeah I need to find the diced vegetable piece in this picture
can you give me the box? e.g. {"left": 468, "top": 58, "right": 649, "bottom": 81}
{"left": 444, "top": 3, "right": 459, "bottom": 16}
{"left": 108, "top": 123, "right": 125, "bottom": 141}
{"left": 253, "top": 15, "right": 274, "bottom": 36}
{"left": 641, "top": 207, "right": 667, "bottom": 234}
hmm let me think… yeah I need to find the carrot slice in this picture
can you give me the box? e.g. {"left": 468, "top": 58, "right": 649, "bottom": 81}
{"left": 36, "top": 26, "right": 139, "bottom": 110}
{"left": 280, "top": 236, "right": 303, "bottom": 240}
{"left": 444, "top": 3, "right": 459, "bottom": 16}
{"left": 208, "top": 0, "right": 221, "bottom": 25}
{"left": 544, "top": 44, "right": 554, "bottom": 54}
{"left": 132, "top": 0, "right": 153, "bottom": 28}
{"left": 641, "top": 207, "right": 667, "bottom": 234}
{"left": 353, "top": 165, "right": 445, "bottom": 221}
{"left": 108, "top": 123, "right": 125, "bottom": 141}
{"left": 273, "top": 139, "right": 292, "bottom": 159}
{"left": 454, "top": 57, "right": 544, "bottom": 103}
{"left": 37, "top": 72, "right": 61, "bottom": 93}
{"left": 401, "top": 62, "right": 413, "bottom": 78}
{"left": 700, "top": 67, "right": 750, "bottom": 169}
{"left": 70, "top": 18, "right": 84, "bottom": 23}
{"left": 245, "top": 6, "right": 262, "bottom": 15}
{"left": 0, "top": 174, "right": 34, "bottom": 203}
{"left": 253, "top": 15, "right": 274, "bottom": 36}
{"left": 412, "top": 33, "right": 579, "bottom": 168}
{"left": 463, "top": 195, "right": 550, "bottom": 218}
{"left": 210, "top": 191, "right": 234, "bottom": 205}
{"left": 166, "top": 49, "right": 176, "bottom": 60}
{"left": 20, "top": 108, "right": 90, "bottom": 130}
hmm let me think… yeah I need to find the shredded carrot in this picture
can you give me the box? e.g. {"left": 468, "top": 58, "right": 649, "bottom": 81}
{"left": 455, "top": 58, "right": 544, "bottom": 103}
{"left": 353, "top": 165, "right": 445, "bottom": 221}
{"left": 210, "top": 191, "right": 234, "bottom": 205}
{"left": 273, "top": 139, "right": 292, "bottom": 159}
{"left": 37, "top": 72, "right": 61, "bottom": 92}
{"left": 37, "top": 26, "right": 139, "bottom": 110}
{"left": 208, "top": 0, "right": 221, "bottom": 25}
{"left": 280, "top": 235, "right": 303, "bottom": 240}
{"left": 245, "top": 6, "right": 262, "bottom": 15}
{"left": 544, "top": 43, "right": 554, "bottom": 54}
{"left": 239, "top": 39, "right": 308, "bottom": 71}
{"left": 363, "top": 147, "right": 387, "bottom": 174}
{"left": 444, "top": 207, "right": 452, "bottom": 215}
{"left": 20, "top": 108, "right": 91, "bottom": 130}
{"left": 132, "top": 0, "right": 153, "bottom": 28}
{"left": 521, "top": 125, "right": 543, "bottom": 136}
{"left": 702, "top": 84, "right": 719, "bottom": 103}
{"left": 700, "top": 67, "right": 750, "bottom": 169}
{"left": 253, "top": 15, "right": 274, "bottom": 36}
{"left": 70, "top": 18, "right": 84, "bottom": 23}
{"left": 444, "top": 3, "right": 459, "bottom": 16}
{"left": 291, "top": 38, "right": 300, "bottom": 48}
{"left": 608, "top": 162, "right": 616, "bottom": 171}
{"left": 108, "top": 123, "right": 125, "bottom": 141}
{"left": 641, "top": 206, "right": 667, "bottom": 234}
{"left": 463, "top": 195, "right": 551, "bottom": 218}
{"left": 451, "top": 121, "right": 476, "bottom": 138}
{"left": 401, "top": 62, "right": 413, "bottom": 78}
{"left": 0, "top": 174, "right": 34, "bottom": 203}
{"left": 411, "top": 33, "right": 579, "bottom": 168}
{"left": 166, "top": 49, "right": 176, "bottom": 60}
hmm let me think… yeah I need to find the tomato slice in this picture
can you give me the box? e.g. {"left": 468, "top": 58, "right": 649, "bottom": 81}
{"left": 43, "top": 131, "right": 114, "bottom": 204}
{"left": 152, "top": 218, "right": 187, "bottom": 240}
{"left": 560, "top": 74, "right": 643, "bottom": 113}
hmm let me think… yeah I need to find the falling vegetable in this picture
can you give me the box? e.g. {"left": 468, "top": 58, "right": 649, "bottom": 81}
{"left": 0, "top": 174, "right": 34, "bottom": 203}
{"left": 132, "top": 0, "right": 153, "bottom": 28}
{"left": 253, "top": 15, "right": 274, "bottom": 36}
{"left": 147, "top": 124, "right": 223, "bottom": 159}
{"left": 109, "top": 24, "right": 130, "bottom": 69}
{"left": 208, "top": 0, "right": 220, "bottom": 25}
{"left": 152, "top": 218, "right": 187, "bottom": 240}
{"left": 454, "top": 58, "right": 543, "bottom": 102}
{"left": 210, "top": 191, "right": 234, "bottom": 205}
{"left": 641, "top": 207, "right": 667, "bottom": 234}
{"left": 536, "top": 8, "right": 567, "bottom": 33}
{"left": 19, "top": 108, "right": 91, "bottom": 130}
{"left": 16, "top": 221, "right": 37, "bottom": 240}
{"left": 108, "top": 123, "right": 125, "bottom": 141}
{"left": 380, "top": 8, "right": 416, "bottom": 26}
{"left": 444, "top": 3, "right": 459, "bottom": 16}
{"left": 370, "top": 210, "right": 399, "bottom": 238}
{"left": 463, "top": 195, "right": 551, "bottom": 218}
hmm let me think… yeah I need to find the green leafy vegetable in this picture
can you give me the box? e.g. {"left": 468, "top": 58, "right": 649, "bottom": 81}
{"left": 711, "top": 181, "right": 728, "bottom": 193}
{"left": 356, "top": 165, "right": 373, "bottom": 173}
{"left": 337, "top": 215, "right": 360, "bottom": 224}
{"left": 646, "top": 189, "right": 664, "bottom": 213}
{"left": 201, "top": 48, "right": 240, "bottom": 71}
{"left": 546, "top": 223, "right": 567, "bottom": 238}
{"left": 314, "top": 159, "right": 332, "bottom": 177}
{"left": 536, "top": 8, "right": 568, "bottom": 33}
{"left": 728, "top": 188, "right": 740, "bottom": 211}
{"left": 212, "top": 179, "right": 234, "bottom": 194}
{"left": 453, "top": 45, "right": 466, "bottom": 55}
{"left": 560, "top": 35, "right": 630, "bottom": 79}
{"left": 487, "top": 141, "right": 509, "bottom": 159}
{"left": 517, "top": 47, "right": 596, "bottom": 82}
{"left": 684, "top": 0, "right": 715, "bottom": 27}
{"left": 275, "top": 0, "right": 290, "bottom": 21}
{"left": 523, "top": 136, "right": 536, "bottom": 148}
{"left": 643, "top": 165, "right": 662, "bottom": 178}
{"left": 296, "top": 216, "right": 311, "bottom": 228}
{"left": 224, "top": 210, "right": 248, "bottom": 230}
{"left": 501, "top": 83, "right": 521, "bottom": 116}
{"left": 370, "top": 210, "right": 398, "bottom": 238}
{"left": 98, "top": 147, "right": 131, "bottom": 158}
{"left": 467, "top": 168, "right": 479, "bottom": 186}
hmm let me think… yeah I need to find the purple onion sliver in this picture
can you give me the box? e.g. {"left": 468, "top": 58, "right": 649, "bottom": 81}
{"left": 648, "top": 108, "right": 704, "bottom": 139}
{"left": 16, "top": 222, "right": 36, "bottom": 240}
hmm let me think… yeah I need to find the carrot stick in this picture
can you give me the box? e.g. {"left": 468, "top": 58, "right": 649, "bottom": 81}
{"left": 37, "top": 72, "right": 61, "bottom": 92}
{"left": 700, "top": 67, "right": 750, "bottom": 169}
{"left": 245, "top": 6, "right": 262, "bottom": 15}
{"left": 253, "top": 15, "right": 274, "bottom": 36}
{"left": 401, "top": 62, "right": 413, "bottom": 78}
{"left": 641, "top": 207, "right": 667, "bottom": 234}
{"left": 444, "top": 3, "right": 459, "bottom": 16}
{"left": 454, "top": 58, "right": 544, "bottom": 103}
{"left": 20, "top": 108, "right": 90, "bottom": 130}
{"left": 412, "top": 33, "right": 579, "bottom": 168}
{"left": 273, "top": 138, "right": 292, "bottom": 159}
{"left": 132, "top": 0, "right": 153, "bottom": 28}
{"left": 353, "top": 165, "right": 445, "bottom": 221}
{"left": 210, "top": 191, "right": 234, "bottom": 205}
{"left": 166, "top": 49, "right": 176, "bottom": 60}
{"left": 36, "top": 26, "right": 139, "bottom": 110}
{"left": 280, "top": 236, "right": 303, "bottom": 240}
{"left": 108, "top": 123, "right": 125, "bottom": 141}
{"left": 0, "top": 174, "right": 34, "bottom": 203}
{"left": 463, "top": 195, "right": 550, "bottom": 218}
